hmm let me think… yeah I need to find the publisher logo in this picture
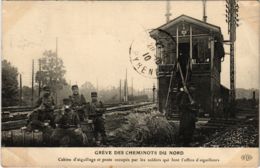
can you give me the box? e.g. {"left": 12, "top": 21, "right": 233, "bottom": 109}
{"left": 241, "top": 154, "right": 253, "bottom": 161}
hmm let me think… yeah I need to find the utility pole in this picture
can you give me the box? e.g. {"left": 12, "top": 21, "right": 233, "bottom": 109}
{"left": 124, "top": 69, "right": 128, "bottom": 102}
{"left": 131, "top": 78, "right": 133, "bottom": 97}
{"left": 38, "top": 58, "right": 42, "bottom": 97}
{"left": 226, "top": 0, "right": 239, "bottom": 114}
{"left": 31, "top": 60, "right": 34, "bottom": 107}
{"left": 55, "top": 37, "right": 58, "bottom": 105}
{"left": 96, "top": 78, "right": 99, "bottom": 93}
{"left": 165, "top": 0, "right": 172, "bottom": 23}
{"left": 202, "top": 0, "right": 207, "bottom": 22}
{"left": 152, "top": 84, "right": 156, "bottom": 103}
{"left": 19, "top": 74, "right": 22, "bottom": 106}
{"left": 119, "top": 79, "right": 122, "bottom": 103}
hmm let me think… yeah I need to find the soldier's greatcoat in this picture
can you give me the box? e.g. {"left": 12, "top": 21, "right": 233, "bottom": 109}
{"left": 27, "top": 94, "right": 55, "bottom": 130}
{"left": 177, "top": 91, "right": 196, "bottom": 146}
{"left": 51, "top": 108, "right": 83, "bottom": 146}
{"left": 69, "top": 94, "right": 87, "bottom": 121}
{"left": 89, "top": 101, "right": 106, "bottom": 142}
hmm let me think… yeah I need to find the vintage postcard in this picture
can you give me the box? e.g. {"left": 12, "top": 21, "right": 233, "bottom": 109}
{"left": 1, "top": 0, "right": 259, "bottom": 167}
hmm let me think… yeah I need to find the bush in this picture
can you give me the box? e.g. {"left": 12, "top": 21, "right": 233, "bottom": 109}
{"left": 111, "top": 110, "right": 176, "bottom": 146}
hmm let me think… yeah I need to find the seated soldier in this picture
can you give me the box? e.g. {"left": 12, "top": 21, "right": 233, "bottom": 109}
{"left": 51, "top": 98, "right": 85, "bottom": 146}
{"left": 27, "top": 86, "right": 55, "bottom": 131}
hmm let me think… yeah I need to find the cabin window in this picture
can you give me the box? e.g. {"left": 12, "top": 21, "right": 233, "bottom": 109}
{"left": 156, "top": 42, "right": 164, "bottom": 64}
{"left": 191, "top": 38, "right": 210, "bottom": 63}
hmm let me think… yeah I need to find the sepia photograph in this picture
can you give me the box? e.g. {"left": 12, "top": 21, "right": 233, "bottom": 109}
{"left": 1, "top": 0, "right": 259, "bottom": 149}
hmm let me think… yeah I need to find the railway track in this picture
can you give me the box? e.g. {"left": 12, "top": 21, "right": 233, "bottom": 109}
{"left": 2, "top": 102, "right": 155, "bottom": 131}
{"left": 195, "top": 109, "right": 258, "bottom": 147}
{"left": 202, "top": 120, "right": 258, "bottom": 147}
{"left": 2, "top": 103, "right": 257, "bottom": 147}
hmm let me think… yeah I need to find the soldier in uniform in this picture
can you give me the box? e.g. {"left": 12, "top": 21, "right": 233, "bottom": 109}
{"left": 51, "top": 98, "right": 84, "bottom": 146}
{"left": 35, "top": 86, "right": 55, "bottom": 108}
{"left": 89, "top": 92, "right": 107, "bottom": 145}
{"left": 27, "top": 86, "right": 55, "bottom": 130}
{"left": 177, "top": 87, "right": 197, "bottom": 147}
{"left": 69, "top": 85, "right": 87, "bottom": 121}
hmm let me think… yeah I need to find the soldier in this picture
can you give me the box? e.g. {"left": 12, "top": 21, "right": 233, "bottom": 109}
{"left": 35, "top": 86, "right": 55, "bottom": 109}
{"left": 51, "top": 98, "right": 84, "bottom": 146}
{"left": 89, "top": 92, "right": 107, "bottom": 145}
{"left": 69, "top": 85, "right": 87, "bottom": 121}
{"left": 177, "top": 87, "right": 197, "bottom": 147}
{"left": 27, "top": 86, "right": 55, "bottom": 130}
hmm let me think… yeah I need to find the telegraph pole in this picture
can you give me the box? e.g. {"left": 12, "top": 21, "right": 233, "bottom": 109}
{"left": 31, "top": 59, "right": 34, "bottom": 107}
{"left": 96, "top": 78, "right": 99, "bottom": 93}
{"left": 131, "top": 78, "right": 133, "bottom": 97}
{"left": 226, "top": 0, "right": 239, "bottom": 114}
{"left": 152, "top": 84, "right": 156, "bottom": 103}
{"left": 119, "top": 79, "right": 122, "bottom": 103}
{"left": 38, "top": 58, "right": 42, "bottom": 97}
{"left": 55, "top": 37, "right": 58, "bottom": 104}
{"left": 19, "top": 74, "right": 22, "bottom": 106}
{"left": 124, "top": 69, "right": 128, "bottom": 102}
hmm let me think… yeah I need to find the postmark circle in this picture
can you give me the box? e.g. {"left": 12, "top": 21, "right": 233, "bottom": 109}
{"left": 129, "top": 30, "right": 158, "bottom": 79}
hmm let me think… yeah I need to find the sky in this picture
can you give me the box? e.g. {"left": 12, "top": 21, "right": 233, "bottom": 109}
{"left": 2, "top": 1, "right": 259, "bottom": 90}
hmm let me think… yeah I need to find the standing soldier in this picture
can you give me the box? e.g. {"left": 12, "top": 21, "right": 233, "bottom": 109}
{"left": 27, "top": 85, "right": 55, "bottom": 130}
{"left": 69, "top": 85, "right": 87, "bottom": 121}
{"left": 89, "top": 92, "right": 107, "bottom": 145}
{"left": 177, "top": 87, "right": 197, "bottom": 147}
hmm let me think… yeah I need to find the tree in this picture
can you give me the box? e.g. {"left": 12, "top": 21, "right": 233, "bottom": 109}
{"left": 35, "top": 50, "right": 67, "bottom": 103}
{"left": 2, "top": 60, "right": 19, "bottom": 107}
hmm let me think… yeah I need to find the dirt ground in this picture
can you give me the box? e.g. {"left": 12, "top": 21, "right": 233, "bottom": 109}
{"left": 104, "top": 111, "right": 259, "bottom": 147}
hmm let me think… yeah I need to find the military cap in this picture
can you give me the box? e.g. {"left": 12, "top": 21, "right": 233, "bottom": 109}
{"left": 43, "top": 86, "right": 50, "bottom": 91}
{"left": 71, "top": 85, "right": 79, "bottom": 89}
{"left": 91, "top": 92, "right": 97, "bottom": 97}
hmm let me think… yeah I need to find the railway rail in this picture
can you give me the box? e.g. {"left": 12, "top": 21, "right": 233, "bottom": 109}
{"left": 1, "top": 102, "right": 155, "bottom": 131}
{"left": 1, "top": 102, "right": 257, "bottom": 147}
{"left": 201, "top": 119, "right": 258, "bottom": 147}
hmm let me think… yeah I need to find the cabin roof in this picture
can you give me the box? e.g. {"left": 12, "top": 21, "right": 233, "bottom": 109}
{"left": 150, "top": 14, "right": 222, "bottom": 37}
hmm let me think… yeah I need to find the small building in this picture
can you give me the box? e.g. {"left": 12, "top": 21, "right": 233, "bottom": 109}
{"left": 149, "top": 15, "right": 227, "bottom": 117}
